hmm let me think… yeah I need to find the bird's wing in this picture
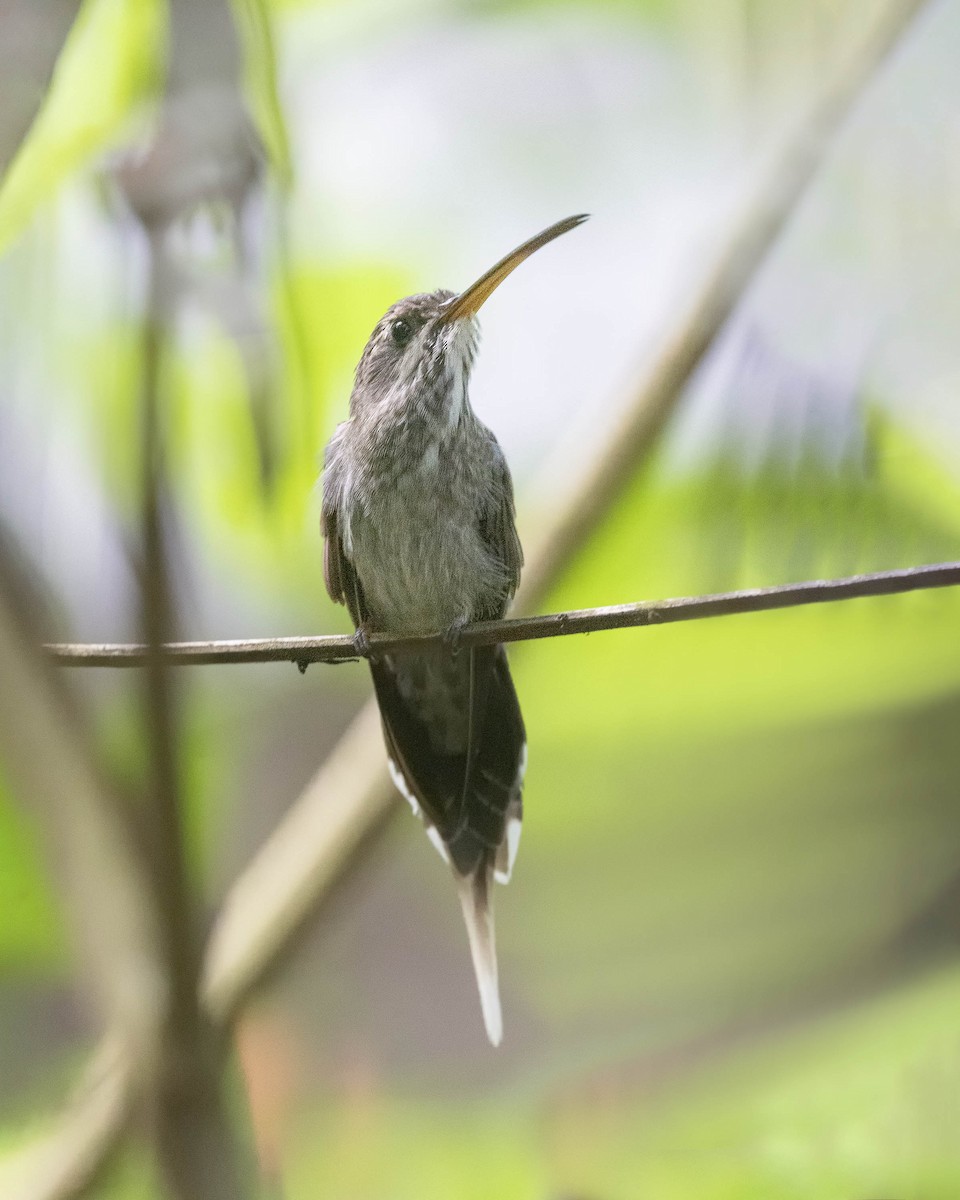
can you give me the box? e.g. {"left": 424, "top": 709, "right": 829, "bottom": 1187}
{"left": 321, "top": 504, "right": 345, "bottom": 605}
{"left": 478, "top": 436, "right": 523, "bottom": 616}
{"left": 321, "top": 430, "right": 368, "bottom": 628}
{"left": 471, "top": 438, "right": 525, "bottom": 885}
{"left": 321, "top": 505, "right": 369, "bottom": 630}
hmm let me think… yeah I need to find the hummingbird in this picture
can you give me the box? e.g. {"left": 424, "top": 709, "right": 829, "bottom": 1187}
{"left": 320, "top": 214, "right": 587, "bottom": 1044}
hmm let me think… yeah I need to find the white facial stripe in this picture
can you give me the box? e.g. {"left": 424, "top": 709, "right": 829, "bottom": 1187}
{"left": 441, "top": 319, "right": 479, "bottom": 431}
{"left": 447, "top": 368, "right": 465, "bottom": 430}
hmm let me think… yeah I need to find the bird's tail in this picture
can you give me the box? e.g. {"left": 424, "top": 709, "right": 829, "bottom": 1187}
{"left": 456, "top": 865, "right": 501, "bottom": 1046}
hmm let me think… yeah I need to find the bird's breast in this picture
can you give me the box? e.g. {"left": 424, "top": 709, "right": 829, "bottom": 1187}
{"left": 344, "top": 441, "right": 504, "bottom": 634}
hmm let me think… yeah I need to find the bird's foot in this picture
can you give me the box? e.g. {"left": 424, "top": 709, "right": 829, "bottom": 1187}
{"left": 442, "top": 615, "right": 469, "bottom": 656}
{"left": 352, "top": 623, "right": 377, "bottom": 661}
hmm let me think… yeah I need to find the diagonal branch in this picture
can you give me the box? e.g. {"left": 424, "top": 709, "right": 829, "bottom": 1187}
{"left": 0, "top": 1041, "right": 133, "bottom": 1200}
{"left": 0, "top": 2, "right": 83, "bottom": 180}
{"left": 0, "top": 556, "right": 165, "bottom": 1200}
{"left": 516, "top": 0, "right": 932, "bottom": 604}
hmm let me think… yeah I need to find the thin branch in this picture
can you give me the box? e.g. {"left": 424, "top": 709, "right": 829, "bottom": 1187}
{"left": 45, "top": 561, "right": 960, "bottom": 668}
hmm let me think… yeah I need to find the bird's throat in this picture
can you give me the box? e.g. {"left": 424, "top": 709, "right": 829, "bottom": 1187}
{"left": 438, "top": 318, "right": 479, "bottom": 432}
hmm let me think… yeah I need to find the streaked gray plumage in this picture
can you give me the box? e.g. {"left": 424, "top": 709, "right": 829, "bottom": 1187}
{"left": 320, "top": 215, "right": 586, "bottom": 1044}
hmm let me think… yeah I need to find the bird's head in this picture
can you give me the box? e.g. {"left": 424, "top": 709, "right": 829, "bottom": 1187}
{"left": 349, "top": 214, "right": 588, "bottom": 430}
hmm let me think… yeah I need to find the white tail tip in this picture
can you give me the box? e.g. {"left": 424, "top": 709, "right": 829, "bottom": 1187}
{"left": 456, "top": 873, "right": 502, "bottom": 1046}
{"left": 494, "top": 815, "right": 522, "bottom": 884}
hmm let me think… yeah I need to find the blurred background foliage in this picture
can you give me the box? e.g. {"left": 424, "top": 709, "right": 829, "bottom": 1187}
{"left": 2, "top": 0, "right": 960, "bottom": 1196}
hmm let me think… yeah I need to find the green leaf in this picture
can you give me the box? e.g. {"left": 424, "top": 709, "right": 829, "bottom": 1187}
{"left": 0, "top": 0, "right": 165, "bottom": 259}
{"left": 230, "top": 0, "right": 293, "bottom": 185}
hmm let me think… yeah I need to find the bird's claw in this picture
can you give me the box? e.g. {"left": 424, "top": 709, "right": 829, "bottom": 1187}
{"left": 352, "top": 625, "right": 375, "bottom": 660}
{"left": 442, "top": 616, "right": 469, "bottom": 656}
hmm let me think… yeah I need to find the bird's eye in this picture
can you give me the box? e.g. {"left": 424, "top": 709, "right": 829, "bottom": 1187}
{"left": 391, "top": 318, "right": 413, "bottom": 347}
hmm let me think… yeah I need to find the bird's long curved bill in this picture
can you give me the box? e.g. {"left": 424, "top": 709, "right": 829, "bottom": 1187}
{"left": 439, "top": 213, "right": 588, "bottom": 325}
